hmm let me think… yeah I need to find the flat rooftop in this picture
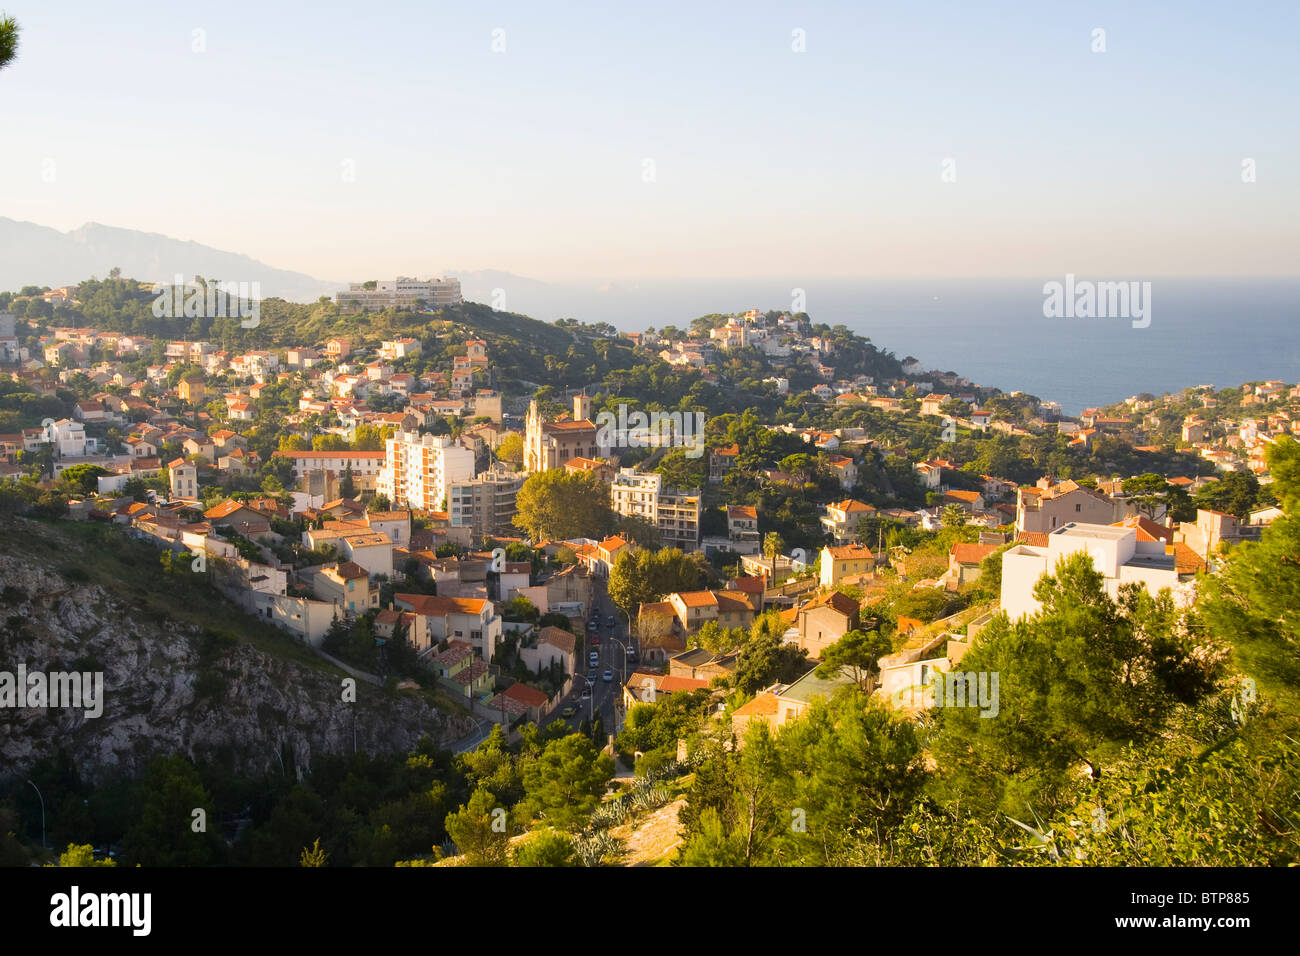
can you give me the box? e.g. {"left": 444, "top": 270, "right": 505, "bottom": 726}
{"left": 1052, "top": 523, "right": 1131, "bottom": 540}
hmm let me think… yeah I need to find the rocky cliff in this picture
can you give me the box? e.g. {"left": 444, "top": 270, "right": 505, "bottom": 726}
{"left": 0, "top": 517, "right": 474, "bottom": 782}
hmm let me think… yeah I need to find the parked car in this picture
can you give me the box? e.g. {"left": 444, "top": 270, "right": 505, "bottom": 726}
{"left": 590, "top": 636, "right": 600, "bottom": 647}
{"left": 580, "top": 687, "right": 591, "bottom": 700}
{"left": 560, "top": 705, "right": 577, "bottom": 718}
{"left": 586, "top": 667, "right": 598, "bottom": 682}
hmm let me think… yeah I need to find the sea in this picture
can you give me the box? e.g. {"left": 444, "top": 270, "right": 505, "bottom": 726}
{"left": 475, "top": 277, "right": 1300, "bottom": 417}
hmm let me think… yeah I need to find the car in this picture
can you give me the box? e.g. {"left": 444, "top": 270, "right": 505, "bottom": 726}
{"left": 589, "top": 652, "right": 599, "bottom": 666}
{"left": 580, "top": 687, "right": 591, "bottom": 700}
{"left": 590, "top": 635, "right": 600, "bottom": 647}
{"left": 560, "top": 705, "right": 577, "bottom": 718}
{"left": 605, "top": 615, "right": 616, "bottom": 628}
{"left": 625, "top": 647, "right": 637, "bottom": 661}
{"left": 601, "top": 668, "right": 614, "bottom": 682}
{"left": 586, "top": 620, "right": 598, "bottom": 632}
{"left": 587, "top": 667, "right": 598, "bottom": 682}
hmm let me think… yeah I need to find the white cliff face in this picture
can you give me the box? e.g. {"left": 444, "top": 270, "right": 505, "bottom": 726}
{"left": 0, "top": 549, "right": 473, "bottom": 783}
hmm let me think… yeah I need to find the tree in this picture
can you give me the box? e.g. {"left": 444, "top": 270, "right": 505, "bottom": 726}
{"left": 496, "top": 432, "right": 523, "bottom": 464}
{"left": 339, "top": 464, "right": 357, "bottom": 500}
{"left": 121, "top": 755, "right": 225, "bottom": 866}
{"left": 512, "top": 469, "right": 611, "bottom": 541}
{"left": 763, "top": 531, "right": 785, "bottom": 580}
{"left": 299, "top": 838, "right": 329, "bottom": 867}
{"left": 815, "top": 629, "right": 892, "bottom": 690}
{"left": 931, "top": 552, "right": 1226, "bottom": 814}
{"left": 607, "top": 547, "right": 707, "bottom": 613}
{"left": 0, "top": 16, "right": 18, "bottom": 71}
{"left": 52, "top": 844, "right": 116, "bottom": 867}
{"left": 940, "top": 503, "right": 967, "bottom": 529}
{"left": 1121, "top": 472, "right": 1175, "bottom": 520}
{"left": 59, "top": 463, "right": 110, "bottom": 496}
{"left": 518, "top": 734, "right": 614, "bottom": 830}
{"left": 511, "top": 827, "right": 576, "bottom": 867}
{"left": 443, "top": 788, "right": 509, "bottom": 866}
{"left": 1194, "top": 470, "right": 1261, "bottom": 519}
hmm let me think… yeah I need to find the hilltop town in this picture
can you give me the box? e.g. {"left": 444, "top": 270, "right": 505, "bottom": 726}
{"left": 1, "top": 278, "right": 1297, "bottom": 867}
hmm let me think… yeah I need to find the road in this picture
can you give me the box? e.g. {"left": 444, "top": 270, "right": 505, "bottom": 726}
{"left": 546, "top": 577, "right": 637, "bottom": 738}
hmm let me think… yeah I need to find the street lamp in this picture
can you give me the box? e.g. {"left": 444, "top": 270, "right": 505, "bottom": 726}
{"left": 26, "top": 779, "right": 46, "bottom": 850}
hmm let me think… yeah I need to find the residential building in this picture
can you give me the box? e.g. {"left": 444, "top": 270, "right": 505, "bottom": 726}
{"left": 446, "top": 468, "right": 524, "bottom": 539}
{"left": 312, "top": 561, "right": 379, "bottom": 615}
{"left": 790, "top": 590, "right": 860, "bottom": 659}
{"left": 1016, "top": 479, "right": 1117, "bottom": 534}
{"left": 819, "top": 544, "right": 875, "bottom": 589}
{"left": 610, "top": 468, "right": 701, "bottom": 550}
{"left": 394, "top": 593, "right": 503, "bottom": 662}
{"left": 820, "top": 499, "right": 875, "bottom": 545}
{"left": 377, "top": 432, "right": 476, "bottom": 511}
{"left": 169, "top": 457, "right": 198, "bottom": 501}
{"left": 1001, "top": 522, "right": 1188, "bottom": 620}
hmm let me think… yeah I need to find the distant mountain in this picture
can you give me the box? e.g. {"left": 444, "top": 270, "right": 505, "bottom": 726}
{"left": 0, "top": 218, "right": 340, "bottom": 302}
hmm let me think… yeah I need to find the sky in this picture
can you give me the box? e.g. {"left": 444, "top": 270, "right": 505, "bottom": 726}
{"left": 1, "top": 0, "right": 1297, "bottom": 281}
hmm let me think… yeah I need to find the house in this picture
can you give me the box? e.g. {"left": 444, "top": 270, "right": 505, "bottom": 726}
{"left": 943, "top": 489, "right": 985, "bottom": 513}
{"left": 1016, "top": 479, "right": 1117, "bottom": 534}
{"left": 622, "top": 671, "right": 709, "bottom": 710}
{"left": 169, "top": 457, "right": 198, "bottom": 501}
{"left": 433, "top": 642, "right": 493, "bottom": 698}
{"left": 948, "top": 542, "right": 1000, "bottom": 586}
{"left": 519, "top": 625, "right": 577, "bottom": 679}
{"left": 820, "top": 499, "right": 875, "bottom": 545}
{"left": 393, "top": 593, "right": 503, "bottom": 662}
{"left": 666, "top": 589, "right": 757, "bottom": 635}
{"left": 726, "top": 504, "right": 761, "bottom": 555}
{"left": 915, "top": 460, "right": 943, "bottom": 490}
{"left": 709, "top": 444, "right": 739, "bottom": 483}
{"left": 731, "top": 665, "right": 857, "bottom": 745}
{"left": 312, "top": 561, "right": 378, "bottom": 615}
{"left": 790, "top": 590, "right": 861, "bottom": 659}
{"left": 825, "top": 455, "right": 858, "bottom": 490}
{"left": 205, "top": 499, "right": 273, "bottom": 538}
{"left": 177, "top": 374, "right": 206, "bottom": 404}
{"left": 667, "top": 648, "right": 738, "bottom": 682}
{"left": 819, "top": 544, "right": 874, "bottom": 589}
{"left": 1001, "top": 523, "right": 1190, "bottom": 620}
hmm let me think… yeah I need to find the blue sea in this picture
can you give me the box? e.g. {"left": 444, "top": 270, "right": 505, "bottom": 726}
{"left": 469, "top": 277, "right": 1300, "bottom": 416}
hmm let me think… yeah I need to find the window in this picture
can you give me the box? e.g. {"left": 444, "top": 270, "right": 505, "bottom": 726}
{"left": 1075, "top": 503, "right": 1081, "bottom": 512}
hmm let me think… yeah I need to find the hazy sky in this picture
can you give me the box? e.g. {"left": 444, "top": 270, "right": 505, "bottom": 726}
{"left": 2, "top": 1, "right": 1297, "bottom": 280}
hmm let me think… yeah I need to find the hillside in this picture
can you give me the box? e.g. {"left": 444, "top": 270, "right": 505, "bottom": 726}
{"left": 0, "top": 516, "right": 473, "bottom": 784}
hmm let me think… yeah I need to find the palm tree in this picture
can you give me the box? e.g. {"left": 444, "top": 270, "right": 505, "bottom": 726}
{"left": 763, "top": 531, "right": 785, "bottom": 582}
{"left": 0, "top": 16, "right": 18, "bottom": 72}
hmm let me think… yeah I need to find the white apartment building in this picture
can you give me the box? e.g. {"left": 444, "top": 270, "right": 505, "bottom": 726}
{"left": 1000, "top": 522, "right": 1186, "bottom": 620}
{"left": 335, "top": 277, "right": 462, "bottom": 312}
{"left": 610, "top": 467, "right": 701, "bottom": 550}
{"left": 378, "top": 431, "right": 476, "bottom": 512}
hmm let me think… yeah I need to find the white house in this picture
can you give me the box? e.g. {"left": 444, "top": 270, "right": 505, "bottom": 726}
{"left": 1000, "top": 522, "right": 1185, "bottom": 620}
